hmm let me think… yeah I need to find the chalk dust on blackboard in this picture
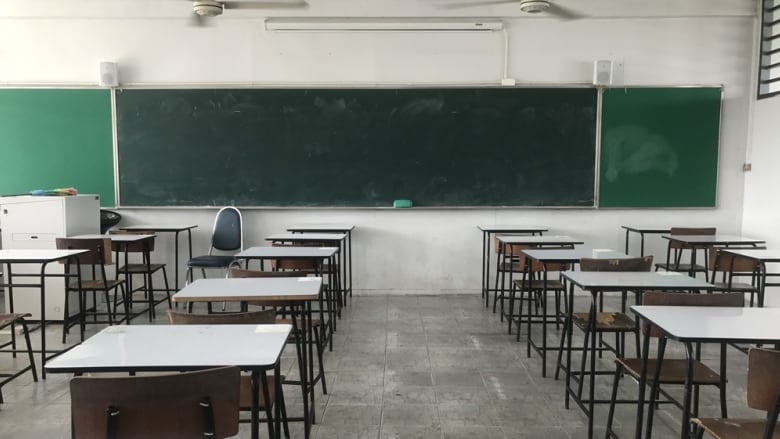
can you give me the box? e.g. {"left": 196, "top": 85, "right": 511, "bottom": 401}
{"left": 602, "top": 125, "right": 678, "bottom": 182}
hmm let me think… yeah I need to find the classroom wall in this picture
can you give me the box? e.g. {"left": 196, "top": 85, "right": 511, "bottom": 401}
{"left": 0, "top": 1, "right": 758, "bottom": 294}
{"left": 743, "top": 91, "right": 780, "bottom": 304}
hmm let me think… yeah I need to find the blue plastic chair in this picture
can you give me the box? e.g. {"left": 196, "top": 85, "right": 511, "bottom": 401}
{"left": 186, "top": 206, "right": 243, "bottom": 283}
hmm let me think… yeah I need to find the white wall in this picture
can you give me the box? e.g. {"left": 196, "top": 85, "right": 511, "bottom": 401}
{"left": 0, "top": 1, "right": 758, "bottom": 294}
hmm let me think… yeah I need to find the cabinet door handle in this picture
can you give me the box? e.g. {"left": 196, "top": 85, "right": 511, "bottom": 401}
{"left": 30, "top": 235, "right": 38, "bottom": 239}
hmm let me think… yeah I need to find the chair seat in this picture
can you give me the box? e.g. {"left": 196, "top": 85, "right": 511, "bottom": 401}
{"left": 497, "top": 261, "right": 524, "bottom": 272}
{"left": 276, "top": 317, "right": 321, "bottom": 330}
{"left": 710, "top": 281, "right": 757, "bottom": 292}
{"left": 238, "top": 374, "right": 283, "bottom": 410}
{"left": 68, "top": 279, "right": 124, "bottom": 290}
{"left": 616, "top": 358, "right": 721, "bottom": 385}
{"left": 187, "top": 255, "right": 236, "bottom": 268}
{"left": 0, "top": 313, "right": 30, "bottom": 328}
{"left": 691, "top": 417, "right": 780, "bottom": 438}
{"left": 118, "top": 263, "right": 166, "bottom": 274}
{"left": 571, "top": 312, "right": 635, "bottom": 332}
{"left": 655, "top": 263, "right": 707, "bottom": 272}
{"left": 512, "top": 279, "right": 565, "bottom": 290}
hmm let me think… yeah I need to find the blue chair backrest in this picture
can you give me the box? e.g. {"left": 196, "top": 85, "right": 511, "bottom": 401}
{"left": 211, "top": 207, "right": 242, "bottom": 252}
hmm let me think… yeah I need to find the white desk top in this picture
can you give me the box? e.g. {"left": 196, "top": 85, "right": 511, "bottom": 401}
{"left": 120, "top": 225, "right": 198, "bottom": 232}
{"left": 0, "top": 248, "right": 88, "bottom": 263}
{"left": 287, "top": 224, "right": 355, "bottom": 232}
{"left": 621, "top": 225, "right": 671, "bottom": 233}
{"left": 69, "top": 233, "right": 156, "bottom": 242}
{"left": 563, "top": 271, "right": 713, "bottom": 290}
{"left": 631, "top": 306, "right": 780, "bottom": 344}
{"left": 172, "top": 277, "right": 322, "bottom": 302}
{"left": 496, "top": 235, "right": 583, "bottom": 245}
{"left": 477, "top": 225, "right": 548, "bottom": 232}
{"left": 523, "top": 247, "right": 629, "bottom": 262}
{"left": 265, "top": 233, "right": 347, "bottom": 242}
{"left": 236, "top": 246, "right": 338, "bottom": 259}
{"left": 45, "top": 324, "right": 291, "bottom": 373}
{"left": 719, "top": 248, "right": 780, "bottom": 263}
{"left": 661, "top": 234, "right": 765, "bottom": 246}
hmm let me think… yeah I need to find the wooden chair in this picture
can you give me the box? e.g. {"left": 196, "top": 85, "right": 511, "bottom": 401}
{"left": 506, "top": 245, "right": 569, "bottom": 337}
{"left": 70, "top": 366, "right": 240, "bottom": 439}
{"left": 604, "top": 291, "right": 745, "bottom": 439}
{"left": 109, "top": 230, "right": 171, "bottom": 321}
{"left": 270, "top": 240, "right": 342, "bottom": 314}
{"left": 56, "top": 237, "right": 127, "bottom": 342}
{"left": 655, "top": 227, "right": 716, "bottom": 279}
{"left": 0, "top": 313, "right": 37, "bottom": 403}
{"left": 166, "top": 309, "right": 289, "bottom": 437}
{"left": 691, "top": 347, "right": 780, "bottom": 439}
{"left": 229, "top": 267, "right": 328, "bottom": 395}
{"left": 494, "top": 240, "right": 569, "bottom": 319}
{"left": 708, "top": 246, "right": 763, "bottom": 306}
{"left": 561, "top": 256, "right": 654, "bottom": 381}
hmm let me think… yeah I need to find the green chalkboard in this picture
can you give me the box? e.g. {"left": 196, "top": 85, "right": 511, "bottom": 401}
{"left": 598, "top": 87, "right": 721, "bottom": 208}
{"left": 116, "top": 88, "right": 597, "bottom": 207}
{"left": 0, "top": 89, "right": 115, "bottom": 206}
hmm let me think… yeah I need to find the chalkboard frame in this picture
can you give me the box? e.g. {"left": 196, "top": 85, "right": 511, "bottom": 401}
{"left": 597, "top": 86, "right": 722, "bottom": 208}
{"left": 115, "top": 86, "right": 599, "bottom": 208}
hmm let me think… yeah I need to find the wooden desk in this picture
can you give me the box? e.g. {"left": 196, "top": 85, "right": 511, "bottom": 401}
{"left": 518, "top": 247, "right": 630, "bottom": 377}
{"left": 660, "top": 234, "right": 765, "bottom": 279}
{"left": 494, "top": 235, "right": 583, "bottom": 319}
{"left": 0, "top": 249, "right": 88, "bottom": 378}
{"left": 119, "top": 224, "right": 198, "bottom": 292}
{"left": 70, "top": 233, "right": 159, "bottom": 322}
{"left": 476, "top": 225, "right": 548, "bottom": 307}
{"left": 631, "top": 306, "right": 780, "bottom": 439}
{"left": 266, "top": 233, "right": 346, "bottom": 309}
{"left": 45, "top": 324, "right": 291, "bottom": 439}
{"left": 172, "top": 277, "right": 321, "bottom": 439}
{"left": 287, "top": 225, "right": 355, "bottom": 299}
{"left": 717, "top": 248, "right": 780, "bottom": 307}
{"left": 235, "top": 246, "right": 338, "bottom": 347}
{"left": 621, "top": 225, "right": 670, "bottom": 256}
{"left": 561, "top": 271, "right": 713, "bottom": 439}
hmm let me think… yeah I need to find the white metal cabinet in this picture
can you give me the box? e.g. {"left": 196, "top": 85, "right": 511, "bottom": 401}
{"left": 0, "top": 195, "right": 99, "bottom": 320}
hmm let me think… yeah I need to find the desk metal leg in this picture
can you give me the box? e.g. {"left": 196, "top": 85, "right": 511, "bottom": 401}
{"left": 625, "top": 229, "right": 630, "bottom": 254}
{"left": 485, "top": 232, "right": 492, "bottom": 308}
{"left": 290, "top": 303, "right": 311, "bottom": 439}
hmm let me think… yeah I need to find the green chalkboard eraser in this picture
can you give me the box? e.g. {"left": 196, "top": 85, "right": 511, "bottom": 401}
{"left": 393, "top": 199, "right": 413, "bottom": 208}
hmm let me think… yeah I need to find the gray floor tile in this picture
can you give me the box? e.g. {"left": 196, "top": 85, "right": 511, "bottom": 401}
{"left": 0, "top": 293, "right": 759, "bottom": 439}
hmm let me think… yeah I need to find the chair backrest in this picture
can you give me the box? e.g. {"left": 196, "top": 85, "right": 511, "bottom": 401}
{"left": 641, "top": 292, "right": 744, "bottom": 337}
{"left": 70, "top": 366, "right": 240, "bottom": 439}
{"left": 108, "top": 230, "right": 157, "bottom": 253}
{"left": 708, "top": 247, "right": 761, "bottom": 273}
{"left": 580, "top": 256, "right": 653, "bottom": 272}
{"left": 747, "top": 348, "right": 780, "bottom": 411}
{"left": 211, "top": 207, "right": 243, "bottom": 253}
{"left": 167, "top": 309, "right": 277, "bottom": 325}
{"left": 55, "top": 237, "right": 112, "bottom": 266}
{"left": 99, "top": 209, "right": 122, "bottom": 234}
{"left": 269, "top": 243, "right": 319, "bottom": 271}
{"left": 229, "top": 267, "right": 306, "bottom": 279}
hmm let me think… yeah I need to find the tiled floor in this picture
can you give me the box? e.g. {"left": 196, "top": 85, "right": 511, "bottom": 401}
{"left": 0, "top": 293, "right": 760, "bottom": 438}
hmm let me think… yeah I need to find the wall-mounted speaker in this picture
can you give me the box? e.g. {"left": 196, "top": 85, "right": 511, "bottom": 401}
{"left": 593, "top": 60, "right": 612, "bottom": 86}
{"left": 99, "top": 62, "right": 119, "bottom": 88}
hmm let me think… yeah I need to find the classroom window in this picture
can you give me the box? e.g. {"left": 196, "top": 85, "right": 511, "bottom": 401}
{"left": 759, "top": 0, "right": 780, "bottom": 99}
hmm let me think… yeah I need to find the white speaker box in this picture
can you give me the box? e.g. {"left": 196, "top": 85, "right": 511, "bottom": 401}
{"left": 593, "top": 60, "right": 612, "bottom": 86}
{"left": 99, "top": 62, "right": 119, "bottom": 88}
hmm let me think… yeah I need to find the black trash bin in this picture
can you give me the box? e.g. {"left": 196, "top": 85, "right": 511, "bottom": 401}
{"left": 100, "top": 210, "right": 121, "bottom": 234}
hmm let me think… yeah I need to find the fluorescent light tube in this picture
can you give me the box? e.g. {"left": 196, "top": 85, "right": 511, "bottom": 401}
{"left": 265, "top": 18, "right": 504, "bottom": 32}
